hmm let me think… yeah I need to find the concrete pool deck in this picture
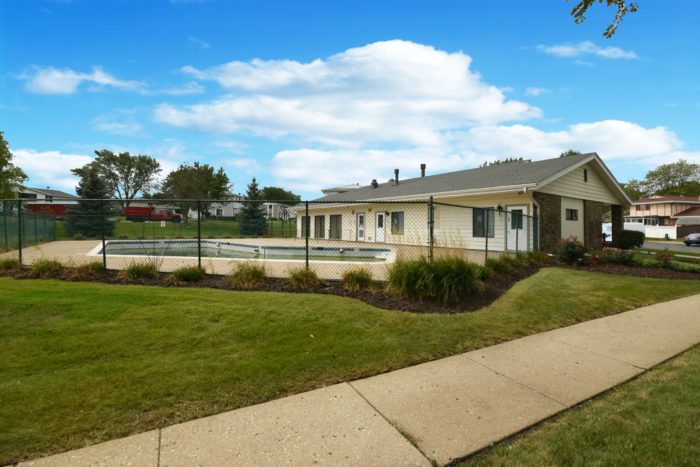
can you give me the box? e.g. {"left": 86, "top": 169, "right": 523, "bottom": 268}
{"left": 1, "top": 237, "right": 496, "bottom": 280}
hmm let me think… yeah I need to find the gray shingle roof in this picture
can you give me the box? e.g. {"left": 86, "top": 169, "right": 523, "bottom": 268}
{"left": 24, "top": 187, "right": 76, "bottom": 198}
{"left": 314, "top": 153, "right": 595, "bottom": 202}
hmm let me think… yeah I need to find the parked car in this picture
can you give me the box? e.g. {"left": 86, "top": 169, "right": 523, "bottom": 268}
{"left": 683, "top": 233, "right": 700, "bottom": 246}
{"left": 123, "top": 206, "right": 183, "bottom": 223}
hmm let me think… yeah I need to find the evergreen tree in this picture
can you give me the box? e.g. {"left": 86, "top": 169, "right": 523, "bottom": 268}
{"left": 238, "top": 177, "right": 267, "bottom": 236}
{"left": 64, "top": 167, "right": 116, "bottom": 238}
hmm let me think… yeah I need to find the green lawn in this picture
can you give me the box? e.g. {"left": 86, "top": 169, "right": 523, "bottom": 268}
{"left": 53, "top": 217, "right": 297, "bottom": 240}
{"left": 462, "top": 344, "right": 700, "bottom": 466}
{"left": 1, "top": 268, "right": 699, "bottom": 464}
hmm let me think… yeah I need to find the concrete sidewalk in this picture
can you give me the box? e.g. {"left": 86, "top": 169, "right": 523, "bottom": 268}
{"left": 20, "top": 294, "right": 700, "bottom": 467}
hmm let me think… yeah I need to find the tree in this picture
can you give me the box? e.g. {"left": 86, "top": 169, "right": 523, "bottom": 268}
{"left": 0, "top": 131, "right": 27, "bottom": 199}
{"left": 571, "top": 0, "right": 638, "bottom": 38}
{"left": 480, "top": 157, "right": 529, "bottom": 167}
{"left": 560, "top": 149, "right": 583, "bottom": 157}
{"left": 238, "top": 177, "right": 267, "bottom": 236}
{"left": 159, "top": 162, "right": 231, "bottom": 216}
{"left": 64, "top": 166, "right": 116, "bottom": 238}
{"left": 72, "top": 150, "right": 161, "bottom": 209}
{"left": 621, "top": 178, "right": 646, "bottom": 201}
{"left": 644, "top": 160, "right": 700, "bottom": 196}
{"left": 261, "top": 186, "right": 301, "bottom": 205}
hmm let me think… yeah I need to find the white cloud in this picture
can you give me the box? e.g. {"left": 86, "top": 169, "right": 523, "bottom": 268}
{"left": 188, "top": 37, "right": 210, "bottom": 49}
{"left": 13, "top": 149, "right": 93, "bottom": 192}
{"left": 19, "top": 66, "right": 143, "bottom": 95}
{"left": 537, "top": 41, "right": 638, "bottom": 60}
{"left": 156, "top": 81, "right": 205, "bottom": 96}
{"left": 525, "top": 87, "right": 551, "bottom": 97}
{"left": 158, "top": 40, "right": 541, "bottom": 146}
{"left": 224, "top": 158, "right": 263, "bottom": 175}
{"left": 271, "top": 120, "right": 693, "bottom": 192}
{"left": 92, "top": 111, "right": 146, "bottom": 137}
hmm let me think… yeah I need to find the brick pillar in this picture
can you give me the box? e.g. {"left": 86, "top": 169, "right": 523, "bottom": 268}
{"left": 583, "top": 200, "right": 603, "bottom": 249}
{"left": 533, "top": 192, "right": 561, "bottom": 252}
{"left": 611, "top": 204, "right": 623, "bottom": 244}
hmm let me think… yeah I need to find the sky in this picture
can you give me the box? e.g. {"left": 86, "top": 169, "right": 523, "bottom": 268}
{"left": 1, "top": 0, "right": 699, "bottom": 199}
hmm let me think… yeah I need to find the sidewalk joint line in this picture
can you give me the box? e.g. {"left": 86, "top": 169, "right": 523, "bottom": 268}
{"left": 548, "top": 335, "right": 649, "bottom": 370}
{"left": 464, "top": 355, "right": 568, "bottom": 408}
{"left": 347, "top": 382, "right": 436, "bottom": 466}
{"left": 156, "top": 428, "right": 162, "bottom": 467}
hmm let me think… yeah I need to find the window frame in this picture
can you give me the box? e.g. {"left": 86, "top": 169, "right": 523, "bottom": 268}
{"left": 565, "top": 208, "right": 579, "bottom": 221}
{"left": 390, "top": 211, "right": 405, "bottom": 235}
{"left": 473, "top": 208, "right": 495, "bottom": 238}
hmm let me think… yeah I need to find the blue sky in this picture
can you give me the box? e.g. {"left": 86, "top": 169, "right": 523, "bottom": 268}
{"left": 1, "top": 0, "right": 698, "bottom": 198}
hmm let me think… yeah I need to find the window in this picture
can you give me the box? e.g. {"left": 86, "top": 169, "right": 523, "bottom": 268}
{"left": 510, "top": 209, "right": 523, "bottom": 230}
{"left": 583, "top": 169, "right": 588, "bottom": 182}
{"left": 390, "top": 211, "right": 404, "bottom": 235}
{"left": 216, "top": 208, "right": 223, "bottom": 217}
{"left": 300, "top": 216, "right": 310, "bottom": 236}
{"left": 565, "top": 209, "right": 579, "bottom": 221}
{"left": 314, "top": 215, "right": 325, "bottom": 239}
{"left": 473, "top": 208, "right": 495, "bottom": 238}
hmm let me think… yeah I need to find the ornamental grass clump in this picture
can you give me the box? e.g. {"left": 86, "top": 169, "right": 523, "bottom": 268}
{"left": 341, "top": 267, "right": 373, "bottom": 292}
{"left": 286, "top": 267, "right": 322, "bottom": 290}
{"left": 71, "top": 261, "right": 105, "bottom": 279}
{"left": 29, "top": 259, "right": 65, "bottom": 278}
{"left": 0, "top": 258, "right": 20, "bottom": 272}
{"left": 225, "top": 263, "right": 266, "bottom": 289}
{"left": 171, "top": 265, "right": 206, "bottom": 282}
{"left": 121, "top": 261, "right": 159, "bottom": 281}
{"left": 388, "top": 257, "right": 481, "bottom": 305}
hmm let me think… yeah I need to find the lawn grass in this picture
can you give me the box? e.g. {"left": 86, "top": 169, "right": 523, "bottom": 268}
{"left": 53, "top": 217, "right": 297, "bottom": 240}
{"left": 461, "top": 344, "right": 700, "bottom": 466}
{"left": 1, "top": 268, "right": 699, "bottom": 463}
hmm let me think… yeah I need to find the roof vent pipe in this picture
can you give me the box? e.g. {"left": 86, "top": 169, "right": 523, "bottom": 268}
{"left": 371, "top": 179, "right": 378, "bottom": 188}
{"left": 394, "top": 168, "right": 399, "bottom": 184}
{"left": 420, "top": 163, "right": 426, "bottom": 177}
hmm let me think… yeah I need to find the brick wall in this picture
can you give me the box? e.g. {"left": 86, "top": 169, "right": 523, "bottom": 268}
{"left": 533, "top": 192, "right": 561, "bottom": 252}
{"left": 611, "top": 205, "right": 624, "bottom": 243}
{"left": 583, "top": 200, "right": 603, "bottom": 249}
{"left": 677, "top": 225, "right": 700, "bottom": 238}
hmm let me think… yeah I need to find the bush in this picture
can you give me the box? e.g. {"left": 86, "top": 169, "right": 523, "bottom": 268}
{"left": 172, "top": 265, "right": 206, "bottom": 282}
{"left": 72, "top": 233, "right": 85, "bottom": 240}
{"left": 29, "top": 259, "right": 65, "bottom": 278}
{"left": 388, "top": 257, "right": 481, "bottom": 305}
{"left": 121, "top": 261, "right": 159, "bottom": 281}
{"left": 614, "top": 230, "right": 645, "bottom": 250}
{"left": 596, "top": 247, "right": 635, "bottom": 266}
{"left": 484, "top": 256, "right": 512, "bottom": 274}
{"left": 525, "top": 250, "right": 549, "bottom": 266}
{"left": 71, "top": 261, "right": 105, "bottom": 279}
{"left": 225, "top": 263, "right": 266, "bottom": 289}
{"left": 557, "top": 237, "right": 589, "bottom": 265}
{"left": 341, "top": 267, "right": 373, "bottom": 292}
{"left": 286, "top": 267, "right": 322, "bottom": 290}
{"left": 654, "top": 250, "right": 674, "bottom": 266}
{"left": 0, "top": 258, "right": 20, "bottom": 271}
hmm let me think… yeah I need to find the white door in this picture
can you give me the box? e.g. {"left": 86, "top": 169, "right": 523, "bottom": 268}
{"left": 507, "top": 205, "right": 528, "bottom": 252}
{"left": 375, "top": 212, "right": 385, "bottom": 242}
{"left": 357, "top": 213, "right": 366, "bottom": 241}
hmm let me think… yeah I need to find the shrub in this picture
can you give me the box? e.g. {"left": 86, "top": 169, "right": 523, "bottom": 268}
{"left": 557, "top": 237, "right": 589, "bottom": 265}
{"left": 341, "top": 267, "right": 373, "bottom": 292}
{"left": 484, "top": 256, "right": 512, "bottom": 274}
{"left": 226, "top": 263, "right": 266, "bottom": 289}
{"left": 525, "top": 250, "right": 549, "bottom": 266}
{"left": 0, "top": 258, "right": 20, "bottom": 271}
{"left": 286, "top": 267, "right": 322, "bottom": 290}
{"left": 29, "top": 259, "right": 65, "bottom": 278}
{"left": 121, "top": 261, "right": 159, "bottom": 281}
{"left": 72, "top": 233, "right": 85, "bottom": 240}
{"left": 388, "top": 257, "right": 481, "bottom": 305}
{"left": 597, "top": 247, "right": 635, "bottom": 266}
{"left": 614, "top": 230, "right": 645, "bottom": 250}
{"left": 71, "top": 261, "right": 105, "bottom": 279}
{"left": 477, "top": 264, "right": 493, "bottom": 281}
{"left": 654, "top": 250, "right": 674, "bottom": 266}
{"left": 172, "top": 265, "right": 206, "bottom": 282}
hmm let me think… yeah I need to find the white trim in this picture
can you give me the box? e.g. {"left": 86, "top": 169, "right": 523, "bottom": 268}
{"left": 634, "top": 200, "right": 700, "bottom": 206}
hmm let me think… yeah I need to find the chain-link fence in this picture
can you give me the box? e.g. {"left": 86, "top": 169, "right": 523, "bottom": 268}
{"left": 0, "top": 197, "right": 538, "bottom": 280}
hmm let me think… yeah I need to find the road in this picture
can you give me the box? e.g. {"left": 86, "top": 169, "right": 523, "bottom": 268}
{"left": 644, "top": 241, "right": 700, "bottom": 253}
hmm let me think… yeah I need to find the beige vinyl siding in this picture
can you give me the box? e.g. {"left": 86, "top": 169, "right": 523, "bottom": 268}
{"left": 561, "top": 197, "right": 584, "bottom": 240}
{"left": 539, "top": 163, "right": 619, "bottom": 204}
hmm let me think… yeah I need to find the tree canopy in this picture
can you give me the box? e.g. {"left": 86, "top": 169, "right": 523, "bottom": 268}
{"left": 64, "top": 166, "right": 116, "bottom": 238}
{"left": 0, "top": 132, "right": 27, "bottom": 199}
{"left": 72, "top": 150, "right": 161, "bottom": 208}
{"left": 159, "top": 162, "right": 231, "bottom": 216}
{"left": 261, "top": 186, "right": 301, "bottom": 205}
{"left": 559, "top": 149, "right": 583, "bottom": 157}
{"left": 480, "top": 157, "right": 529, "bottom": 167}
{"left": 623, "top": 160, "right": 700, "bottom": 200}
{"left": 570, "top": 0, "right": 638, "bottom": 38}
{"left": 238, "top": 178, "right": 267, "bottom": 236}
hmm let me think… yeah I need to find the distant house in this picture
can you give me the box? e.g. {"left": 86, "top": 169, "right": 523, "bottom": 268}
{"left": 17, "top": 187, "right": 78, "bottom": 218}
{"left": 625, "top": 195, "right": 700, "bottom": 226}
{"left": 298, "top": 153, "right": 630, "bottom": 253}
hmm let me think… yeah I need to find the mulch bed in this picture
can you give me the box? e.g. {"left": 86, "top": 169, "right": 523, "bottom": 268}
{"left": 1, "top": 261, "right": 697, "bottom": 313}
{"left": 0, "top": 265, "right": 540, "bottom": 314}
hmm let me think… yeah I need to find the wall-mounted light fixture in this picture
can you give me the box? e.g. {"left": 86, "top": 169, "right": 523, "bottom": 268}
{"left": 496, "top": 205, "right": 504, "bottom": 217}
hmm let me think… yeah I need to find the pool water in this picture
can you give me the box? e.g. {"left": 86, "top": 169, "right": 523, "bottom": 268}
{"left": 102, "top": 240, "right": 392, "bottom": 262}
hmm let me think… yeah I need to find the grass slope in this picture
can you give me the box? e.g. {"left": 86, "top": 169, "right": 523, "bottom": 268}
{"left": 1, "top": 268, "right": 699, "bottom": 463}
{"left": 463, "top": 344, "right": 700, "bottom": 466}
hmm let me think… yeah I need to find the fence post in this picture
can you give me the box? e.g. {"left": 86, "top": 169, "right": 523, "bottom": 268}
{"left": 197, "top": 200, "right": 202, "bottom": 269}
{"left": 3, "top": 201, "right": 7, "bottom": 251}
{"left": 515, "top": 211, "right": 519, "bottom": 254}
{"left": 304, "top": 201, "right": 309, "bottom": 270}
{"left": 18, "top": 199, "right": 23, "bottom": 264}
{"left": 484, "top": 208, "right": 489, "bottom": 262}
{"left": 100, "top": 199, "right": 107, "bottom": 270}
{"left": 427, "top": 196, "right": 434, "bottom": 262}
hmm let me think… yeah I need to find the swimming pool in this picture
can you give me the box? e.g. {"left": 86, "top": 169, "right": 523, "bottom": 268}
{"left": 99, "top": 239, "right": 393, "bottom": 262}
